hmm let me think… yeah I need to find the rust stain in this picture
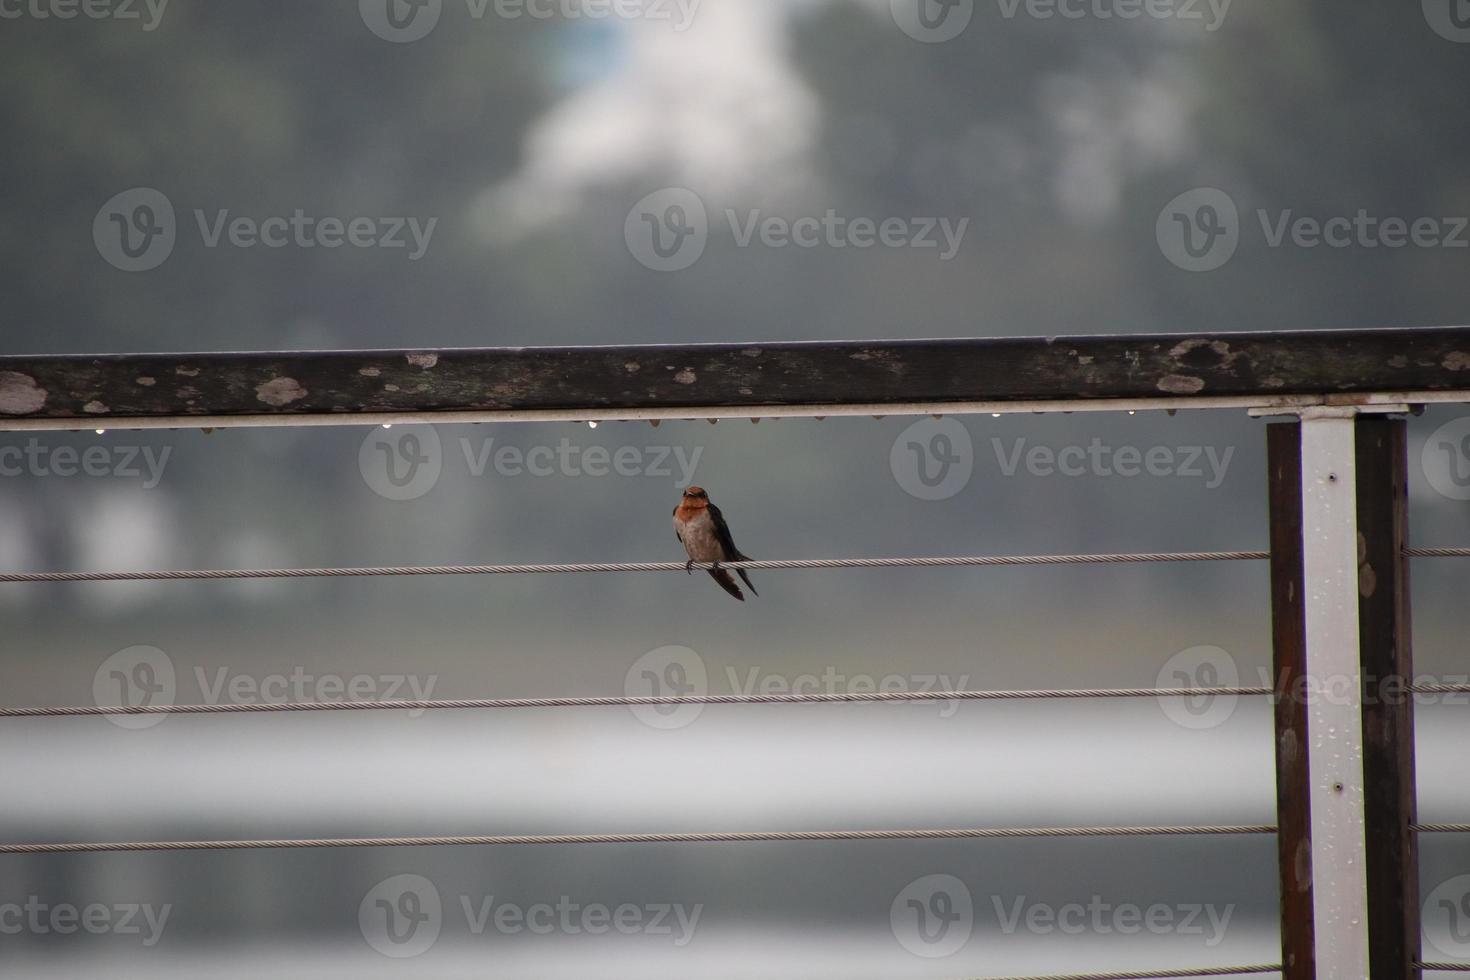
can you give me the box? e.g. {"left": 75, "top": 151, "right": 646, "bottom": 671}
{"left": 0, "top": 372, "right": 47, "bottom": 415}
{"left": 136, "top": 376, "right": 156, "bottom": 387}
{"left": 255, "top": 377, "right": 308, "bottom": 407}
{"left": 1157, "top": 374, "right": 1206, "bottom": 394}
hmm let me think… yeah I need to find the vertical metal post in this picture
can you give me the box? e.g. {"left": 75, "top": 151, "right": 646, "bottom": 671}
{"left": 1268, "top": 421, "right": 1314, "bottom": 980}
{"left": 1355, "top": 417, "right": 1420, "bottom": 980}
{"left": 1268, "top": 412, "right": 1375, "bottom": 980}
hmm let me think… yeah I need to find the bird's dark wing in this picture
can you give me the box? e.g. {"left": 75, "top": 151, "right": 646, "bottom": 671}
{"left": 707, "top": 502, "right": 757, "bottom": 597}
{"left": 673, "top": 505, "right": 682, "bottom": 543}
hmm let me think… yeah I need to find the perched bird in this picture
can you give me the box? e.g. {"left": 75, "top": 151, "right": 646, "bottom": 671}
{"left": 673, "top": 487, "right": 758, "bottom": 601}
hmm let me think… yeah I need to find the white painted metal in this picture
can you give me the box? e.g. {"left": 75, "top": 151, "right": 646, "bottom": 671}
{"left": 0, "top": 390, "right": 1465, "bottom": 432}
{"left": 1298, "top": 414, "right": 1371, "bottom": 980}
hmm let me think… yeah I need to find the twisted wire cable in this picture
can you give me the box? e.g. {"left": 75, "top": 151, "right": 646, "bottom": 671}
{"left": 0, "top": 686, "right": 1274, "bottom": 718}
{"left": 0, "top": 824, "right": 1278, "bottom": 854}
{"left": 953, "top": 968, "right": 1281, "bottom": 980}
{"left": 0, "top": 550, "right": 1268, "bottom": 584}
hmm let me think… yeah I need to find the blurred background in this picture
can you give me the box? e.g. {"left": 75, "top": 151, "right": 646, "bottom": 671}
{"left": 4, "top": 1, "right": 1470, "bottom": 976}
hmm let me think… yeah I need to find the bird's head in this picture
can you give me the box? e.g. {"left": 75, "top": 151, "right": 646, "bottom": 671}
{"left": 682, "top": 486, "right": 709, "bottom": 501}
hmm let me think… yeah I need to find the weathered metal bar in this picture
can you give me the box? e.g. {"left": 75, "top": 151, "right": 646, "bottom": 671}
{"left": 1299, "top": 413, "right": 1372, "bottom": 979}
{"left": 1355, "top": 417, "right": 1420, "bottom": 980}
{"left": 1267, "top": 421, "right": 1315, "bottom": 980}
{"left": 3, "top": 326, "right": 1470, "bottom": 426}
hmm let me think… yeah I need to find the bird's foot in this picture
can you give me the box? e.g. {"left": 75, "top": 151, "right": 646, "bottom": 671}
{"left": 684, "top": 559, "right": 694, "bottom": 575}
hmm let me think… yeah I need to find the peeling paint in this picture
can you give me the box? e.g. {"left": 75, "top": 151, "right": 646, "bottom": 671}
{"left": 83, "top": 400, "right": 110, "bottom": 415}
{"left": 1169, "top": 338, "right": 1240, "bottom": 367}
{"left": 175, "top": 366, "right": 200, "bottom": 377}
{"left": 359, "top": 367, "right": 382, "bottom": 377}
{"left": 255, "top": 377, "right": 308, "bottom": 407}
{"left": 623, "top": 361, "right": 641, "bottom": 373}
{"left": 0, "top": 372, "right": 47, "bottom": 415}
{"left": 136, "top": 376, "right": 156, "bottom": 387}
{"left": 1388, "top": 355, "right": 1408, "bottom": 369}
{"left": 673, "top": 368, "right": 697, "bottom": 385}
{"left": 406, "top": 353, "right": 439, "bottom": 369}
{"left": 384, "top": 384, "right": 401, "bottom": 392}
{"left": 1157, "top": 374, "right": 1206, "bottom": 394}
{"left": 1443, "top": 351, "right": 1470, "bottom": 371}
{"left": 741, "top": 348, "right": 762, "bottom": 357}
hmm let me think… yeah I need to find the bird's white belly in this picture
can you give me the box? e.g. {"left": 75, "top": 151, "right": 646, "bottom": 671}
{"left": 676, "top": 513, "right": 723, "bottom": 562}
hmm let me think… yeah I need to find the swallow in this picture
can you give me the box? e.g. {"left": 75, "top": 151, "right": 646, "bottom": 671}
{"left": 673, "top": 487, "right": 757, "bottom": 601}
